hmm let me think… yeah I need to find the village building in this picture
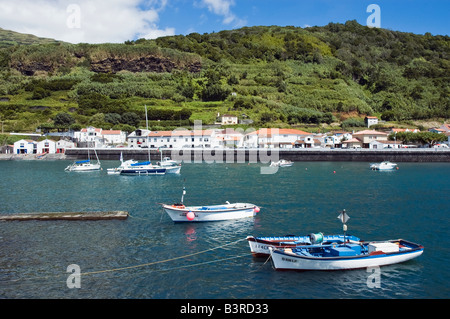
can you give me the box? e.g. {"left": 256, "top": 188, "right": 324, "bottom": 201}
{"left": 341, "top": 138, "right": 363, "bottom": 149}
{"left": 56, "top": 139, "right": 75, "bottom": 153}
{"left": 243, "top": 128, "right": 310, "bottom": 148}
{"left": 13, "top": 139, "right": 36, "bottom": 154}
{"left": 220, "top": 114, "right": 238, "bottom": 125}
{"left": 352, "top": 130, "right": 388, "bottom": 148}
{"left": 365, "top": 116, "right": 378, "bottom": 128}
{"left": 74, "top": 126, "right": 127, "bottom": 147}
{"left": 36, "top": 139, "right": 56, "bottom": 154}
{"left": 369, "top": 140, "right": 403, "bottom": 149}
{"left": 214, "top": 128, "right": 244, "bottom": 148}
{"left": 128, "top": 129, "right": 215, "bottom": 149}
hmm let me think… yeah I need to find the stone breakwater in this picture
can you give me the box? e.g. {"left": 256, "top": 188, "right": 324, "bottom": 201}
{"left": 2, "top": 148, "right": 449, "bottom": 162}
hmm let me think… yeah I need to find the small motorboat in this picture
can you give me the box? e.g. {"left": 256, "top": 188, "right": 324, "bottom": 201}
{"left": 156, "top": 156, "right": 181, "bottom": 174}
{"left": 269, "top": 239, "right": 424, "bottom": 271}
{"left": 270, "top": 159, "right": 293, "bottom": 167}
{"left": 161, "top": 187, "right": 260, "bottom": 222}
{"left": 370, "top": 161, "right": 398, "bottom": 170}
{"left": 247, "top": 233, "right": 361, "bottom": 258}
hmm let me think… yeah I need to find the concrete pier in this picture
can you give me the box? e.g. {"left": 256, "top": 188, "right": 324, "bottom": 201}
{"left": 0, "top": 211, "right": 129, "bottom": 221}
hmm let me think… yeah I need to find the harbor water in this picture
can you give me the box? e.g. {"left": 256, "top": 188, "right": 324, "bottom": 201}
{"left": 0, "top": 160, "right": 449, "bottom": 299}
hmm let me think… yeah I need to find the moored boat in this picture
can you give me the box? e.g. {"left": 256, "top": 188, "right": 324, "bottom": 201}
{"left": 269, "top": 239, "right": 424, "bottom": 271}
{"left": 65, "top": 159, "right": 101, "bottom": 172}
{"left": 120, "top": 161, "right": 166, "bottom": 175}
{"left": 370, "top": 161, "right": 398, "bottom": 170}
{"left": 270, "top": 159, "right": 293, "bottom": 167}
{"left": 156, "top": 156, "right": 181, "bottom": 174}
{"left": 247, "top": 233, "right": 361, "bottom": 258}
{"left": 161, "top": 187, "right": 260, "bottom": 222}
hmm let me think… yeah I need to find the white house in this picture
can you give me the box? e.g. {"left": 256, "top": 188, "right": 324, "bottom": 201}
{"left": 101, "top": 129, "right": 127, "bottom": 146}
{"left": 127, "top": 129, "right": 151, "bottom": 148}
{"left": 214, "top": 128, "right": 244, "bottom": 148}
{"left": 221, "top": 114, "right": 238, "bottom": 125}
{"left": 13, "top": 139, "right": 36, "bottom": 154}
{"left": 74, "top": 127, "right": 103, "bottom": 147}
{"left": 74, "top": 126, "right": 127, "bottom": 147}
{"left": 56, "top": 139, "right": 75, "bottom": 153}
{"left": 128, "top": 129, "right": 215, "bottom": 149}
{"left": 365, "top": 116, "right": 378, "bottom": 128}
{"left": 36, "top": 139, "right": 56, "bottom": 154}
{"left": 243, "top": 128, "right": 310, "bottom": 148}
{"left": 369, "top": 140, "right": 403, "bottom": 149}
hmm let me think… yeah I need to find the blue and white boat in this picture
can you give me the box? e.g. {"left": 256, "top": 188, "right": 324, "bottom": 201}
{"left": 269, "top": 238, "right": 424, "bottom": 271}
{"left": 247, "top": 233, "right": 361, "bottom": 258}
{"left": 267, "top": 209, "right": 423, "bottom": 271}
{"left": 120, "top": 161, "right": 166, "bottom": 176}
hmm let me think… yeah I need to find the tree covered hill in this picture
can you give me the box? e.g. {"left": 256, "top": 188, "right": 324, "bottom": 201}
{"left": 0, "top": 21, "right": 448, "bottom": 134}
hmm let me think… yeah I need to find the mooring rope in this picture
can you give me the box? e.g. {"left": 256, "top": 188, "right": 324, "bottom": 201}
{"left": 0, "top": 237, "right": 248, "bottom": 284}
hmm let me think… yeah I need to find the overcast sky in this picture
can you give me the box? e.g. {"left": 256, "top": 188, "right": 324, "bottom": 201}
{"left": 0, "top": 0, "right": 448, "bottom": 44}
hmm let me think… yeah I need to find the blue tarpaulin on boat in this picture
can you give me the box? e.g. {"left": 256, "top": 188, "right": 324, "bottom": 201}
{"left": 131, "top": 161, "right": 151, "bottom": 166}
{"left": 75, "top": 160, "right": 90, "bottom": 164}
{"left": 198, "top": 206, "right": 228, "bottom": 210}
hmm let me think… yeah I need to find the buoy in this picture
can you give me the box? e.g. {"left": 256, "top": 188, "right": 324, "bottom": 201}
{"left": 254, "top": 206, "right": 260, "bottom": 213}
{"left": 333, "top": 171, "right": 336, "bottom": 174}
{"left": 186, "top": 211, "right": 195, "bottom": 221}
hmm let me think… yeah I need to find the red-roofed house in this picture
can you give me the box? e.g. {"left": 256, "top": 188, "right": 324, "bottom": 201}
{"left": 129, "top": 129, "right": 215, "bottom": 148}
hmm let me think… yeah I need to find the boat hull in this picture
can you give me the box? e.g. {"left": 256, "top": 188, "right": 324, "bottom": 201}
{"left": 120, "top": 168, "right": 166, "bottom": 175}
{"left": 269, "top": 240, "right": 424, "bottom": 271}
{"left": 65, "top": 163, "right": 101, "bottom": 171}
{"left": 247, "top": 235, "right": 361, "bottom": 258}
{"left": 163, "top": 203, "right": 258, "bottom": 222}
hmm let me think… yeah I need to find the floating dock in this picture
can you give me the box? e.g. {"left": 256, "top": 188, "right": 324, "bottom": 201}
{"left": 0, "top": 211, "right": 128, "bottom": 221}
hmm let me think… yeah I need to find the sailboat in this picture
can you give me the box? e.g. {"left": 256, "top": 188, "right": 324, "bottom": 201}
{"left": 65, "top": 142, "right": 101, "bottom": 172}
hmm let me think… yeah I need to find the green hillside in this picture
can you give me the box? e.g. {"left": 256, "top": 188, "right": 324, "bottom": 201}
{"left": 0, "top": 21, "right": 448, "bottom": 134}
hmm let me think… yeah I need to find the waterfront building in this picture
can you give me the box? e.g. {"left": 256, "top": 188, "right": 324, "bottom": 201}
{"left": 352, "top": 130, "right": 388, "bottom": 148}
{"left": 243, "top": 128, "right": 310, "bottom": 148}
{"left": 36, "top": 139, "right": 56, "bottom": 154}
{"left": 13, "top": 139, "right": 36, "bottom": 154}
{"left": 56, "top": 139, "right": 75, "bottom": 153}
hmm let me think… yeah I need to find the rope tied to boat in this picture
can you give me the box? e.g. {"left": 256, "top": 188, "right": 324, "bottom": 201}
{"left": 0, "top": 238, "right": 249, "bottom": 284}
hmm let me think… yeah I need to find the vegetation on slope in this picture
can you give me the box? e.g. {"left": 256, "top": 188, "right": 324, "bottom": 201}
{"left": 0, "top": 21, "right": 448, "bottom": 135}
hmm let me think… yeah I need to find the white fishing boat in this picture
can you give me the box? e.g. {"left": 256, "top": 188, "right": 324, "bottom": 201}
{"left": 370, "top": 161, "right": 398, "bottom": 170}
{"left": 270, "top": 159, "right": 293, "bottom": 167}
{"left": 161, "top": 187, "right": 260, "bottom": 222}
{"left": 65, "top": 147, "right": 101, "bottom": 172}
{"left": 247, "top": 233, "right": 361, "bottom": 258}
{"left": 268, "top": 209, "right": 423, "bottom": 271}
{"left": 269, "top": 239, "right": 424, "bottom": 271}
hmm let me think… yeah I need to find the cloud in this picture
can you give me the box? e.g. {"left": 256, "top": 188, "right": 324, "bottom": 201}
{"left": 199, "top": 0, "right": 246, "bottom": 27}
{"left": 0, "top": 0, "right": 175, "bottom": 43}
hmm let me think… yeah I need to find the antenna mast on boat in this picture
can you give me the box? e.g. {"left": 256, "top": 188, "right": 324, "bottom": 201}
{"left": 337, "top": 209, "right": 350, "bottom": 244}
{"left": 181, "top": 187, "right": 186, "bottom": 204}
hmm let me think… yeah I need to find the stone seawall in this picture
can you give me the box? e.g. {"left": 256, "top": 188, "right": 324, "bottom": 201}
{"left": 64, "top": 148, "right": 450, "bottom": 163}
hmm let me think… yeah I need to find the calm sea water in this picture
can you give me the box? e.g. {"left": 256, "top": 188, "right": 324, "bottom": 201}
{"left": 0, "top": 160, "right": 449, "bottom": 299}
